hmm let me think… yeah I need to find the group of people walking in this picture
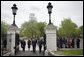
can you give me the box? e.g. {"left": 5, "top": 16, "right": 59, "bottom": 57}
{"left": 57, "top": 37, "right": 80, "bottom": 48}
{"left": 20, "top": 37, "right": 46, "bottom": 54}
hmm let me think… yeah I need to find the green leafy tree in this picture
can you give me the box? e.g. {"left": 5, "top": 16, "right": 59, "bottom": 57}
{"left": 1, "top": 21, "right": 7, "bottom": 34}
{"left": 20, "top": 19, "right": 46, "bottom": 39}
{"left": 79, "top": 25, "right": 83, "bottom": 38}
{"left": 72, "top": 28, "right": 80, "bottom": 38}
{"left": 72, "top": 26, "right": 83, "bottom": 38}
{"left": 57, "top": 18, "right": 77, "bottom": 38}
{"left": 57, "top": 27, "right": 66, "bottom": 37}
{"left": 20, "top": 20, "right": 38, "bottom": 38}
{"left": 37, "top": 22, "right": 46, "bottom": 37}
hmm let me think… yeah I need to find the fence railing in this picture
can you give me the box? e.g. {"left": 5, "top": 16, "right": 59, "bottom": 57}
{"left": 1, "top": 34, "right": 11, "bottom": 56}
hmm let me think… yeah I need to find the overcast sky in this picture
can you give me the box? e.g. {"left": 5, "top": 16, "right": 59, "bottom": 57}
{"left": 1, "top": 1, "right": 83, "bottom": 28}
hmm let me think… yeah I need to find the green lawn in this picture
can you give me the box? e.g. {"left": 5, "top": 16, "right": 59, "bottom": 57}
{"left": 53, "top": 49, "right": 83, "bottom": 56}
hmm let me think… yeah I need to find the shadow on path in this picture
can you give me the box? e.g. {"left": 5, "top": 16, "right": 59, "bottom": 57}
{"left": 15, "top": 50, "right": 44, "bottom": 56}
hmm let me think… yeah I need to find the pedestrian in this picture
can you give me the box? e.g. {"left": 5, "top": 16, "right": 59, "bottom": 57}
{"left": 67, "top": 38, "right": 71, "bottom": 48}
{"left": 65, "top": 38, "right": 67, "bottom": 48}
{"left": 62, "top": 37, "right": 65, "bottom": 48}
{"left": 22, "top": 40, "right": 26, "bottom": 51}
{"left": 20, "top": 40, "right": 24, "bottom": 48}
{"left": 38, "top": 38, "right": 42, "bottom": 53}
{"left": 60, "top": 37, "right": 63, "bottom": 48}
{"left": 71, "top": 38, "right": 75, "bottom": 48}
{"left": 27, "top": 39, "right": 31, "bottom": 51}
{"left": 34, "top": 38, "right": 37, "bottom": 53}
{"left": 57, "top": 37, "right": 60, "bottom": 48}
{"left": 59, "top": 37, "right": 61, "bottom": 48}
{"left": 76, "top": 38, "right": 80, "bottom": 48}
{"left": 43, "top": 44, "right": 47, "bottom": 56}
{"left": 32, "top": 39, "right": 36, "bottom": 53}
{"left": 3, "top": 39, "right": 7, "bottom": 50}
{"left": 43, "top": 34, "right": 47, "bottom": 56}
{"left": 58, "top": 37, "right": 61, "bottom": 48}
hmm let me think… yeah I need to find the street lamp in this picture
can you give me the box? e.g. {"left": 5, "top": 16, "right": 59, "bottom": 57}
{"left": 11, "top": 4, "right": 18, "bottom": 26}
{"left": 47, "top": 2, "right": 53, "bottom": 25}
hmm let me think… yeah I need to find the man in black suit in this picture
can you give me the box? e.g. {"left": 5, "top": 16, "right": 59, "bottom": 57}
{"left": 32, "top": 39, "right": 36, "bottom": 53}
{"left": 76, "top": 38, "right": 80, "bottom": 48}
{"left": 38, "top": 38, "right": 42, "bottom": 53}
{"left": 22, "top": 40, "right": 26, "bottom": 51}
{"left": 71, "top": 38, "right": 75, "bottom": 48}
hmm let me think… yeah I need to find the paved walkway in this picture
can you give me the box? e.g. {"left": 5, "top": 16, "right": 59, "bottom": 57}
{"left": 15, "top": 51, "right": 44, "bottom": 56}
{"left": 19, "top": 40, "right": 44, "bottom": 51}
{"left": 15, "top": 39, "right": 83, "bottom": 56}
{"left": 16, "top": 40, "right": 45, "bottom": 56}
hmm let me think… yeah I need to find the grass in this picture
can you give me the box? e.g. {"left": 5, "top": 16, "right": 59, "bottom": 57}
{"left": 52, "top": 49, "right": 83, "bottom": 56}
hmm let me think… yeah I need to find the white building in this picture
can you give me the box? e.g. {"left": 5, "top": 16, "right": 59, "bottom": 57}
{"left": 29, "top": 13, "right": 36, "bottom": 20}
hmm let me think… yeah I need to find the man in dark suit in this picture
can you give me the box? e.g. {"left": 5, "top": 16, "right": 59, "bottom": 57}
{"left": 20, "top": 40, "right": 23, "bottom": 48}
{"left": 76, "top": 38, "right": 80, "bottom": 48}
{"left": 38, "top": 38, "right": 42, "bottom": 53}
{"left": 43, "top": 34, "right": 47, "bottom": 55}
{"left": 32, "top": 39, "right": 36, "bottom": 53}
{"left": 71, "top": 38, "right": 75, "bottom": 48}
{"left": 27, "top": 39, "right": 31, "bottom": 51}
{"left": 22, "top": 40, "right": 26, "bottom": 51}
{"left": 34, "top": 38, "right": 37, "bottom": 53}
{"left": 59, "top": 37, "right": 63, "bottom": 48}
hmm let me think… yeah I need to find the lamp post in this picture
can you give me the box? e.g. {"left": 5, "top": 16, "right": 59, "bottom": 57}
{"left": 11, "top": 4, "right": 18, "bottom": 26}
{"left": 47, "top": 2, "right": 53, "bottom": 25}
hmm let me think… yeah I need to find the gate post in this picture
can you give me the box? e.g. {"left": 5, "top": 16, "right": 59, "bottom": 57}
{"left": 7, "top": 25, "right": 19, "bottom": 56}
{"left": 44, "top": 24, "right": 57, "bottom": 52}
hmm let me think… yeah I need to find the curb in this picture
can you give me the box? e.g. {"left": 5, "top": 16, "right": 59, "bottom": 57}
{"left": 47, "top": 50, "right": 64, "bottom": 56}
{"left": 3, "top": 52, "right": 11, "bottom": 56}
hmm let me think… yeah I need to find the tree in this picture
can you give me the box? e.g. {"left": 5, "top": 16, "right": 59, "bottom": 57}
{"left": 72, "top": 28, "right": 80, "bottom": 38}
{"left": 20, "top": 19, "right": 46, "bottom": 39}
{"left": 57, "top": 27, "right": 66, "bottom": 37}
{"left": 72, "top": 26, "right": 83, "bottom": 38}
{"left": 37, "top": 22, "right": 46, "bottom": 37}
{"left": 57, "top": 18, "right": 78, "bottom": 38}
{"left": 1, "top": 21, "right": 7, "bottom": 34}
{"left": 20, "top": 20, "right": 37, "bottom": 38}
{"left": 79, "top": 25, "right": 83, "bottom": 38}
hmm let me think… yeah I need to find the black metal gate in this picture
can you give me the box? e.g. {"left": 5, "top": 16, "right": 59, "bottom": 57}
{"left": 1, "top": 34, "right": 11, "bottom": 56}
{"left": 1, "top": 34, "right": 7, "bottom": 56}
{"left": 15, "top": 33, "right": 19, "bottom": 55}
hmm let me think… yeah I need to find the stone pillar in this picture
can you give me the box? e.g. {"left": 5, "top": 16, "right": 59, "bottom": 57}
{"left": 7, "top": 25, "right": 19, "bottom": 56}
{"left": 45, "top": 24, "right": 57, "bottom": 51}
{"left": 7, "top": 34, "right": 11, "bottom": 52}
